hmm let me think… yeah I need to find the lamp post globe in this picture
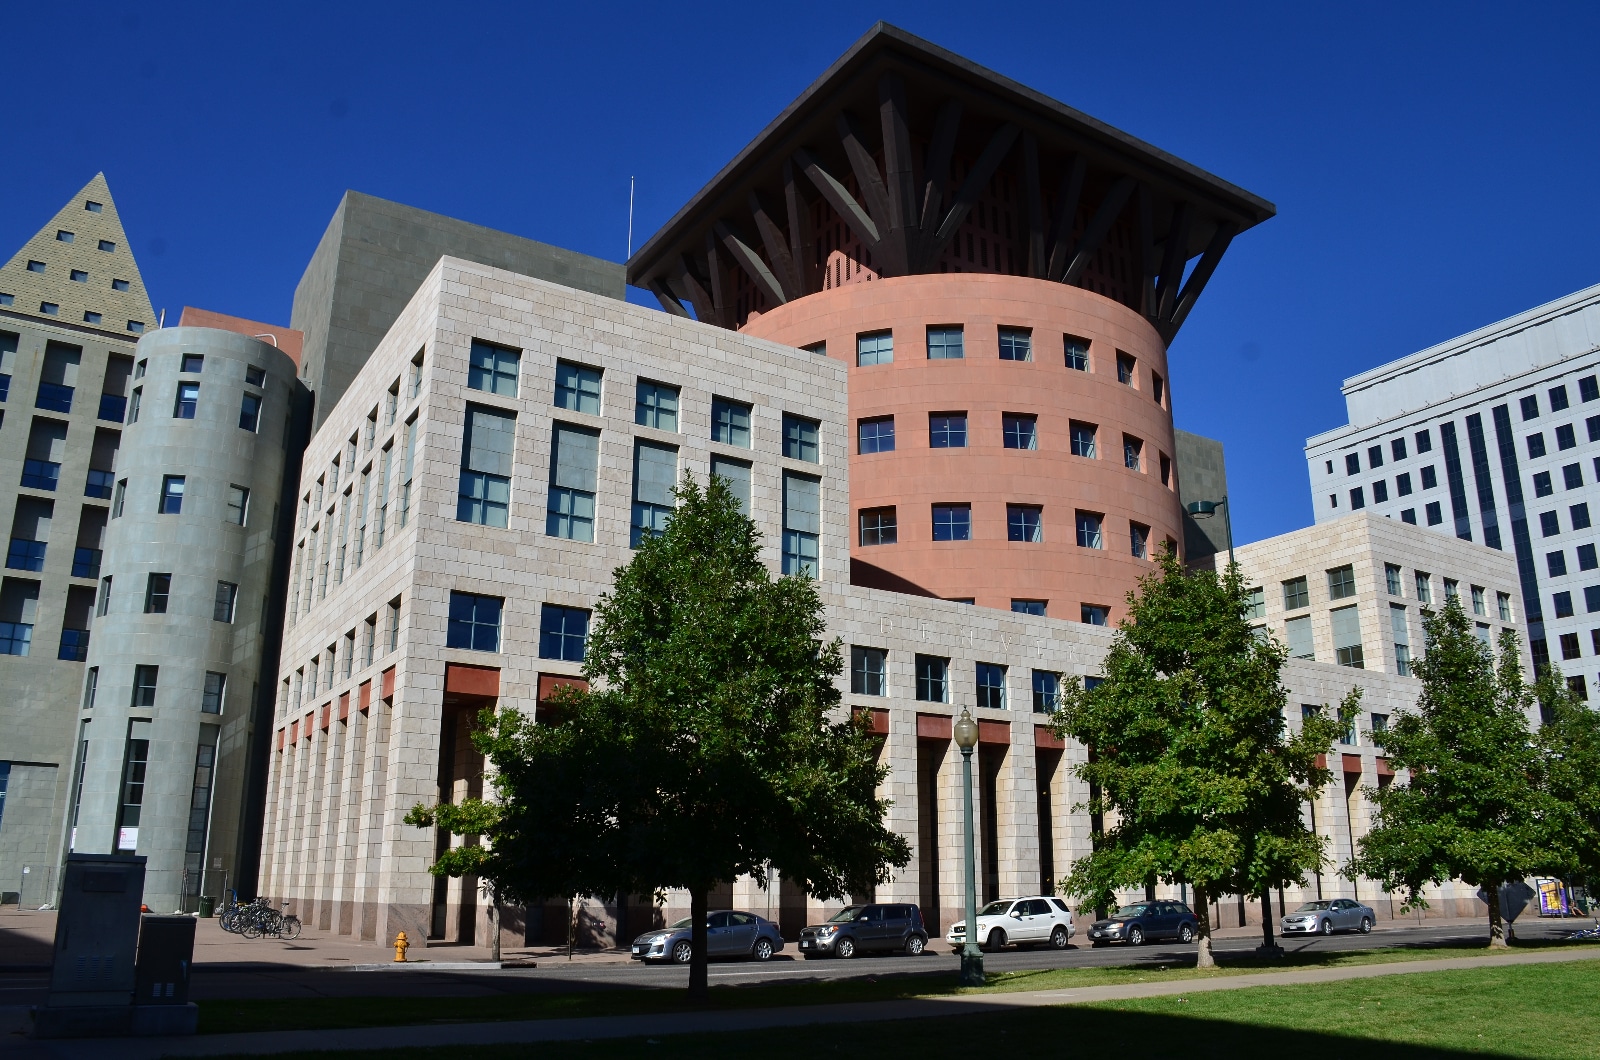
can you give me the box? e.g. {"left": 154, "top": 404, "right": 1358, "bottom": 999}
{"left": 954, "top": 708, "right": 984, "bottom": 986}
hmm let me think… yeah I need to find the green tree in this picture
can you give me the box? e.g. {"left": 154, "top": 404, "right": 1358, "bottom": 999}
{"left": 1348, "top": 600, "right": 1552, "bottom": 945}
{"left": 1051, "top": 549, "right": 1348, "bottom": 967}
{"left": 408, "top": 475, "right": 907, "bottom": 999}
{"left": 1532, "top": 668, "right": 1600, "bottom": 899}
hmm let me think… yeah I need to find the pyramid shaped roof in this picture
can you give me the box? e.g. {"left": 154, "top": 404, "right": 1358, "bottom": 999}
{"left": 0, "top": 173, "right": 158, "bottom": 339}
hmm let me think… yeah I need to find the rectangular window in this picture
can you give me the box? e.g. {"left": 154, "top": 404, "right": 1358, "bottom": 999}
{"left": 1416, "top": 428, "right": 1432, "bottom": 453}
{"left": 396, "top": 416, "right": 417, "bottom": 529}
{"left": 144, "top": 573, "right": 171, "bottom": 613}
{"left": 631, "top": 441, "right": 677, "bottom": 547}
{"left": 1414, "top": 571, "right": 1432, "bottom": 604}
{"left": 859, "top": 507, "right": 897, "bottom": 546}
{"left": 1391, "top": 437, "right": 1408, "bottom": 461}
{"left": 783, "top": 414, "right": 820, "bottom": 462}
{"left": 173, "top": 381, "right": 199, "bottom": 419}
{"left": 1116, "top": 352, "right": 1136, "bottom": 385}
{"left": 1285, "top": 615, "right": 1314, "bottom": 660}
{"left": 1003, "top": 414, "right": 1037, "bottom": 450}
{"left": 246, "top": 365, "right": 266, "bottom": 388}
{"left": 1282, "top": 576, "right": 1310, "bottom": 610}
{"left": 1327, "top": 564, "right": 1357, "bottom": 600}
{"left": 1081, "top": 604, "right": 1109, "bottom": 625}
{"left": 1584, "top": 376, "right": 1600, "bottom": 403}
{"left": 1497, "top": 591, "right": 1513, "bottom": 621}
{"left": 226, "top": 485, "right": 249, "bottom": 526}
{"left": 547, "top": 423, "right": 599, "bottom": 541}
{"left": 1391, "top": 604, "right": 1412, "bottom": 676}
{"left": 1031, "top": 670, "right": 1060, "bottom": 712}
{"left": 538, "top": 603, "right": 589, "bottom": 661}
{"left": 213, "top": 581, "right": 237, "bottom": 622}
{"left": 932, "top": 504, "right": 972, "bottom": 542}
{"left": 0, "top": 578, "right": 39, "bottom": 656}
{"left": 1007, "top": 504, "right": 1043, "bottom": 543}
{"left": 237, "top": 393, "right": 262, "bottom": 432}
{"left": 976, "top": 662, "right": 1006, "bottom": 709}
{"left": 929, "top": 414, "right": 967, "bottom": 448}
{"left": 857, "top": 331, "right": 893, "bottom": 366}
{"left": 84, "top": 667, "right": 98, "bottom": 709}
{"left": 555, "top": 360, "right": 602, "bottom": 414}
{"left": 1471, "top": 585, "right": 1486, "bottom": 616}
{"left": 1421, "top": 465, "right": 1438, "bottom": 489}
{"left": 386, "top": 598, "right": 401, "bottom": 653}
{"left": 1541, "top": 511, "right": 1561, "bottom": 536}
{"left": 711, "top": 397, "right": 752, "bottom": 447}
{"left": 915, "top": 655, "right": 948, "bottom": 703}
{"left": 97, "top": 575, "right": 112, "bottom": 616}
{"left": 447, "top": 591, "right": 502, "bottom": 652}
{"left": 1123, "top": 435, "right": 1142, "bottom": 471}
{"left": 1522, "top": 394, "right": 1540, "bottom": 420}
{"left": 1554, "top": 591, "right": 1575, "bottom": 619}
{"left": 1367, "top": 444, "right": 1385, "bottom": 469}
{"left": 709, "top": 456, "right": 751, "bottom": 515}
{"left": 1070, "top": 421, "right": 1097, "bottom": 458}
{"left": 160, "top": 475, "right": 184, "bottom": 514}
{"left": 1245, "top": 586, "right": 1265, "bottom": 619}
{"left": 1332, "top": 605, "right": 1364, "bottom": 668}
{"left": 1130, "top": 522, "right": 1149, "bottom": 559}
{"left": 998, "top": 328, "right": 1032, "bottom": 361}
{"left": 409, "top": 351, "right": 424, "bottom": 400}
{"left": 782, "top": 472, "right": 821, "bottom": 576}
{"left": 1552, "top": 385, "right": 1571, "bottom": 411}
{"left": 1527, "top": 433, "right": 1547, "bottom": 458}
{"left": 1559, "top": 423, "right": 1578, "bottom": 450}
{"left": 202, "top": 672, "right": 226, "bottom": 714}
{"left": 802, "top": 341, "right": 826, "bottom": 356}
{"left": 1385, "top": 564, "right": 1403, "bottom": 595}
{"left": 363, "top": 614, "right": 377, "bottom": 667}
{"left": 1064, "top": 335, "right": 1089, "bottom": 371}
{"left": 1426, "top": 500, "right": 1443, "bottom": 525}
{"left": 114, "top": 718, "right": 151, "bottom": 851}
{"left": 1444, "top": 579, "right": 1460, "bottom": 604}
{"left": 634, "top": 381, "right": 679, "bottom": 431}
{"left": 1401, "top": 508, "right": 1417, "bottom": 524}
{"left": 1350, "top": 487, "right": 1365, "bottom": 510}
{"left": 1345, "top": 453, "right": 1361, "bottom": 475}
{"left": 927, "top": 325, "right": 963, "bottom": 360}
{"left": 1012, "top": 599, "right": 1046, "bottom": 616}
{"left": 851, "top": 646, "right": 886, "bottom": 696}
{"left": 458, "top": 405, "right": 515, "bottom": 528}
{"left": 1372, "top": 480, "right": 1389, "bottom": 503}
{"left": 858, "top": 417, "right": 895, "bottom": 454}
{"left": 1568, "top": 463, "right": 1587, "bottom": 489}
{"left": 468, "top": 340, "right": 519, "bottom": 397}
{"left": 132, "top": 665, "right": 159, "bottom": 707}
{"left": 1075, "top": 511, "right": 1103, "bottom": 549}
{"left": 1152, "top": 372, "right": 1165, "bottom": 406}
{"left": 1397, "top": 472, "right": 1413, "bottom": 496}
{"left": 1573, "top": 503, "right": 1592, "bottom": 530}
{"left": 1560, "top": 632, "right": 1582, "bottom": 660}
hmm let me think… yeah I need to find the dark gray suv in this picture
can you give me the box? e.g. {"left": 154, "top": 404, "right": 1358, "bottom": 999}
{"left": 798, "top": 903, "right": 929, "bottom": 958}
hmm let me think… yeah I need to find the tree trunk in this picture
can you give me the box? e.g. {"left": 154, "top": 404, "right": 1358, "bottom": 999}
{"left": 488, "top": 885, "right": 501, "bottom": 962}
{"left": 688, "top": 886, "right": 709, "bottom": 1001}
{"left": 1485, "top": 882, "right": 1509, "bottom": 948}
{"left": 1194, "top": 886, "right": 1216, "bottom": 969}
{"left": 1260, "top": 886, "right": 1278, "bottom": 953}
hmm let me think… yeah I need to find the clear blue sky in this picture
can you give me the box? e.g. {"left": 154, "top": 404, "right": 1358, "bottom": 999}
{"left": 7, "top": 2, "right": 1597, "bottom": 544}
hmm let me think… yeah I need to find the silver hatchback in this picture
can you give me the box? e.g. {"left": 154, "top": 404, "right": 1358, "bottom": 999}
{"left": 1280, "top": 898, "right": 1375, "bottom": 936}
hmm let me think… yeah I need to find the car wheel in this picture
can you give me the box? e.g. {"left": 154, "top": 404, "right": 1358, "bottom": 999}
{"left": 835, "top": 936, "right": 856, "bottom": 959}
{"left": 1049, "top": 926, "right": 1069, "bottom": 950}
{"left": 671, "top": 940, "right": 693, "bottom": 963}
{"left": 1320, "top": 919, "right": 1333, "bottom": 936}
{"left": 1360, "top": 917, "right": 1372, "bottom": 935}
{"left": 752, "top": 937, "right": 774, "bottom": 961}
{"left": 985, "top": 928, "right": 1007, "bottom": 952}
{"left": 905, "top": 935, "right": 925, "bottom": 956}
{"left": 1179, "top": 923, "right": 1195, "bottom": 944}
{"left": 1127, "top": 926, "right": 1144, "bottom": 946}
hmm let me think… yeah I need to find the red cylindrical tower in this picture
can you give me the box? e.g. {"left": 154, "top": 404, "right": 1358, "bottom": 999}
{"left": 744, "top": 273, "right": 1181, "bottom": 622}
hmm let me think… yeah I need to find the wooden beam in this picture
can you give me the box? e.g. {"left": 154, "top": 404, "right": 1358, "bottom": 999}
{"left": 705, "top": 232, "right": 729, "bottom": 328}
{"left": 1022, "top": 132, "right": 1045, "bottom": 278}
{"left": 930, "top": 122, "right": 1020, "bottom": 257}
{"left": 748, "top": 191, "right": 801, "bottom": 300}
{"left": 1043, "top": 154, "right": 1086, "bottom": 282}
{"left": 1137, "top": 183, "right": 1156, "bottom": 316}
{"left": 918, "top": 100, "right": 963, "bottom": 259}
{"left": 783, "top": 159, "right": 818, "bottom": 296}
{"left": 648, "top": 277, "right": 689, "bottom": 318}
{"left": 1155, "top": 200, "right": 1192, "bottom": 321}
{"left": 836, "top": 111, "right": 893, "bottom": 251}
{"left": 1060, "top": 176, "right": 1135, "bottom": 286}
{"left": 1167, "top": 219, "right": 1237, "bottom": 332}
{"left": 878, "top": 72, "right": 917, "bottom": 277}
{"left": 674, "top": 255, "right": 717, "bottom": 326}
{"left": 715, "top": 219, "right": 788, "bottom": 307}
{"left": 793, "top": 147, "right": 881, "bottom": 249}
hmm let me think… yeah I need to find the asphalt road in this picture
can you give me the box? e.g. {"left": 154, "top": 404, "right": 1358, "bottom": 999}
{"left": 1, "top": 917, "right": 1587, "bottom": 1009}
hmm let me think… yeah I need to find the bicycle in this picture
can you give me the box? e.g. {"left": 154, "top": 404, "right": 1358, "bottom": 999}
{"left": 241, "top": 899, "right": 301, "bottom": 940}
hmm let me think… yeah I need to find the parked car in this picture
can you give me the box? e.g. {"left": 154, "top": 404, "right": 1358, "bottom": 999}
{"left": 945, "top": 896, "right": 1075, "bottom": 952}
{"left": 630, "top": 910, "right": 784, "bottom": 963}
{"left": 1280, "top": 898, "right": 1375, "bottom": 936}
{"left": 798, "top": 903, "right": 929, "bottom": 958}
{"left": 1086, "top": 900, "right": 1198, "bottom": 946}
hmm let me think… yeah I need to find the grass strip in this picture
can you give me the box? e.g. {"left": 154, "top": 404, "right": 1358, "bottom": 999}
{"left": 203, "top": 960, "right": 1600, "bottom": 1059}
{"left": 196, "top": 937, "right": 1595, "bottom": 1035}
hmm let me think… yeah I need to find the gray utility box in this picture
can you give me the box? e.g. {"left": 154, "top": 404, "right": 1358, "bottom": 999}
{"left": 31, "top": 855, "right": 201, "bottom": 1038}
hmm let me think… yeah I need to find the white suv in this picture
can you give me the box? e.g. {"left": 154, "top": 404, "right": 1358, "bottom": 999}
{"left": 945, "top": 896, "right": 1075, "bottom": 952}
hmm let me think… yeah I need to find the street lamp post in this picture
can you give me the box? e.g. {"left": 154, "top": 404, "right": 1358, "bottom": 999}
{"left": 953, "top": 708, "right": 984, "bottom": 986}
{"left": 1185, "top": 496, "right": 1234, "bottom": 565}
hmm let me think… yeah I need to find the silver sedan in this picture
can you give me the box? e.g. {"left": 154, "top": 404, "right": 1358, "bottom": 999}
{"left": 1280, "top": 898, "right": 1375, "bottom": 936}
{"left": 630, "top": 910, "right": 784, "bottom": 963}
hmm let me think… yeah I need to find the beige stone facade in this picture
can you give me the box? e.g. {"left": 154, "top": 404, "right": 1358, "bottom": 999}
{"left": 257, "top": 260, "right": 1519, "bottom": 948}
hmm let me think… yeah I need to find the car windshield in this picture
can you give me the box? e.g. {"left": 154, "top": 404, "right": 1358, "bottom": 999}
{"left": 1295, "top": 902, "right": 1331, "bottom": 911}
{"left": 827, "top": 907, "right": 864, "bottom": 923}
{"left": 1114, "top": 903, "right": 1150, "bottom": 917}
{"left": 979, "top": 901, "right": 1013, "bottom": 916}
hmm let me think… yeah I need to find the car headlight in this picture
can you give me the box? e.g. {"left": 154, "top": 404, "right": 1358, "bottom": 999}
{"left": 819, "top": 925, "right": 838, "bottom": 936}
{"left": 652, "top": 934, "right": 671, "bottom": 944}
{"left": 1107, "top": 923, "right": 1124, "bottom": 933}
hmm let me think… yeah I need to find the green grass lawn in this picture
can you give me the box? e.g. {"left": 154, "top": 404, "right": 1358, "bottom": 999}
{"left": 196, "top": 937, "right": 1598, "bottom": 1036}
{"left": 211, "top": 959, "right": 1600, "bottom": 1059}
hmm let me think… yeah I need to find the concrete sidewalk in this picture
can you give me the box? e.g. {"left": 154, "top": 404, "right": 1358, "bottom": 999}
{"left": 7, "top": 943, "right": 1597, "bottom": 1058}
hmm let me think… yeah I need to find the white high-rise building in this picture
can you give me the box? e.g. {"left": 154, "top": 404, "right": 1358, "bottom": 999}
{"left": 1307, "top": 281, "right": 1600, "bottom": 689}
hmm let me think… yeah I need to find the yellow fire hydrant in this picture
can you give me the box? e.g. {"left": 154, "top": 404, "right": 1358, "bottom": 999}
{"left": 393, "top": 931, "right": 409, "bottom": 963}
